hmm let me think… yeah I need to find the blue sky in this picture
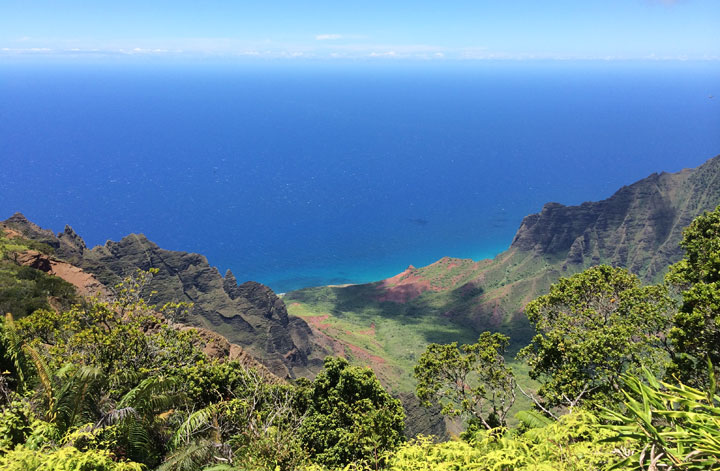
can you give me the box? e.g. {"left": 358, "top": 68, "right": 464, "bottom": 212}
{"left": 1, "top": 0, "right": 718, "bottom": 61}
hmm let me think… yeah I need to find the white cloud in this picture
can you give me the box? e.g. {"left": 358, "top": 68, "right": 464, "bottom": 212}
{"left": 369, "top": 51, "right": 397, "bottom": 57}
{"left": 315, "top": 34, "right": 343, "bottom": 41}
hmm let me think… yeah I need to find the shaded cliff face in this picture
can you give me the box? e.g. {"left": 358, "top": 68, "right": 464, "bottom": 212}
{"left": 287, "top": 155, "right": 720, "bottom": 348}
{"left": 3, "top": 215, "right": 325, "bottom": 379}
{"left": 509, "top": 159, "right": 720, "bottom": 281}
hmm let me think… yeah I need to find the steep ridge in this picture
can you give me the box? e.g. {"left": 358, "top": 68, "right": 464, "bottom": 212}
{"left": 2, "top": 214, "right": 326, "bottom": 378}
{"left": 286, "top": 155, "right": 720, "bottom": 349}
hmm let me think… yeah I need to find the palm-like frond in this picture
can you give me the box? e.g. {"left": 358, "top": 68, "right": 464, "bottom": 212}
{"left": 158, "top": 440, "right": 223, "bottom": 471}
{"left": 604, "top": 367, "right": 720, "bottom": 470}
{"left": 1, "top": 313, "right": 26, "bottom": 388}
{"left": 515, "top": 409, "right": 553, "bottom": 429}
{"left": 171, "top": 403, "right": 222, "bottom": 449}
{"left": 119, "top": 375, "right": 186, "bottom": 417}
{"left": 53, "top": 365, "right": 105, "bottom": 433}
{"left": 22, "top": 341, "right": 55, "bottom": 415}
{"left": 95, "top": 406, "right": 139, "bottom": 428}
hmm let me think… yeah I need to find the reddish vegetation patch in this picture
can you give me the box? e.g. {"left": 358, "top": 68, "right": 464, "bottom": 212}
{"left": 472, "top": 299, "right": 504, "bottom": 328}
{"left": 304, "top": 314, "right": 332, "bottom": 331}
{"left": 304, "top": 315, "right": 385, "bottom": 365}
{"left": 356, "top": 322, "right": 376, "bottom": 337}
{"left": 345, "top": 342, "right": 386, "bottom": 366}
{"left": 290, "top": 302, "right": 301, "bottom": 307}
{"left": 450, "top": 274, "right": 465, "bottom": 286}
{"left": 376, "top": 265, "right": 440, "bottom": 303}
{"left": 446, "top": 262, "right": 460, "bottom": 270}
{"left": 381, "top": 265, "right": 417, "bottom": 286}
{"left": 303, "top": 315, "right": 346, "bottom": 356}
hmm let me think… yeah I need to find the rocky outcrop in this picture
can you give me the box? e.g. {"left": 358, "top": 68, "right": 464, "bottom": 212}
{"left": 14, "top": 249, "right": 107, "bottom": 297}
{"left": 508, "top": 158, "right": 720, "bottom": 282}
{"left": 3, "top": 215, "right": 325, "bottom": 379}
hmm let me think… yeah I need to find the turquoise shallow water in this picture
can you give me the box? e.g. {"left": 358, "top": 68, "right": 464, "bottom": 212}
{"left": 1, "top": 61, "right": 719, "bottom": 292}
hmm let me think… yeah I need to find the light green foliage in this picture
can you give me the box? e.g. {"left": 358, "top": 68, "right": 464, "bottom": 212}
{"left": 299, "top": 357, "right": 405, "bottom": 469}
{"left": 0, "top": 400, "right": 35, "bottom": 450}
{"left": 414, "top": 332, "right": 516, "bottom": 429}
{"left": 604, "top": 367, "right": 720, "bottom": 470}
{"left": 304, "top": 411, "right": 617, "bottom": 471}
{"left": 15, "top": 270, "right": 201, "bottom": 384}
{"left": 519, "top": 265, "right": 674, "bottom": 410}
{"left": 285, "top": 285, "right": 480, "bottom": 393}
{"left": 666, "top": 205, "right": 720, "bottom": 387}
{"left": 0, "top": 445, "right": 143, "bottom": 471}
{"left": 0, "top": 270, "right": 200, "bottom": 468}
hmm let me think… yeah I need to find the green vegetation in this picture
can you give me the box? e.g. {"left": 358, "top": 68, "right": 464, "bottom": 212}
{"left": 298, "top": 357, "right": 405, "bottom": 468}
{"left": 605, "top": 367, "right": 720, "bottom": 470}
{"left": 414, "top": 332, "right": 516, "bottom": 429}
{"left": 666, "top": 207, "right": 720, "bottom": 387}
{"left": 2, "top": 204, "right": 720, "bottom": 470}
{"left": 519, "top": 265, "right": 674, "bottom": 410}
{"left": 0, "top": 269, "right": 406, "bottom": 470}
{"left": 284, "top": 285, "right": 480, "bottom": 392}
{"left": 0, "top": 230, "right": 78, "bottom": 318}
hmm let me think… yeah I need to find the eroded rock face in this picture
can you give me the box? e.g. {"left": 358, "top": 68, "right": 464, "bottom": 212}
{"left": 14, "top": 249, "right": 107, "bottom": 298}
{"left": 3, "top": 216, "right": 325, "bottom": 379}
{"left": 509, "top": 156, "right": 720, "bottom": 281}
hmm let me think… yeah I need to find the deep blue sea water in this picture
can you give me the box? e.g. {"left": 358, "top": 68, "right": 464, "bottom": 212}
{"left": 1, "top": 60, "right": 719, "bottom": 292}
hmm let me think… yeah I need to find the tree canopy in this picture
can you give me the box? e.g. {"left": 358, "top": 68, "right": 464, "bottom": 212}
{"left": 414, "top": 332, "right": 516, "bottom": 429}
{"left": 518, "top": 265, "right": 674, "bottom": 410}
{"left": 299, "top": 356, "right": 405, "bottom": 468}
{"left": 666, "top": 205, "right": 720, "bottom": 387}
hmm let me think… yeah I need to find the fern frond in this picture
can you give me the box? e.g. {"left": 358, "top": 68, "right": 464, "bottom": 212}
{"left": 1, "top": 313, "right": 25, "bottom": 388}
{"left": 171, "top": 404, "right": 222, "bottom": 449}
{"left": 94, "top": 406, "right": 139, "bottom": 428}
{"left": 515, "top": 409, "right": 553, "bottom": 429}
{"left": 22, "top": 342, "right": 55, "bottom": 415}
{"left": 158, "top": 440, "right": 218, "bottom": 471}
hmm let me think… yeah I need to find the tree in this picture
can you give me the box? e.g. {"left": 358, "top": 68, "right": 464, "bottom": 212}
{"left": 666, "top": 205, "right": 720, "bottom": 387}
{"left": 298, "top": 356, "right": 405, "bottom": 468}
{"left": 519, "top": 265, "right": 674, "bottom": 410}
{"left": 414, "top": 332, "right": 516, "bottom": 430}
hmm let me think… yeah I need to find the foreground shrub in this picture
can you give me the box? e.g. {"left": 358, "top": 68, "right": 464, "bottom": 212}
{"left": 0, "top": 445, "right": 143, "bottom": 471}
{"left": 303, "top": 411, "right": 617, "bottom": 471}
{"left": 604, "top": 368, "right": 720, "bottom": 470}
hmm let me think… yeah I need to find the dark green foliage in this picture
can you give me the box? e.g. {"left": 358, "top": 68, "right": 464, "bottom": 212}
{"left": 181, "top": 360, "right": 260, "bottom": 406}
{"left": 519, "top": 265, "right": 675, "bottom": 410}
{"left": 0, "top": 231, "right": 76, "bottom": 319}
{"left": 0, "top": 270, "right": 200, "bottom": 468}
{"left": 414, "top": 332, "right": 516, "bottom": 429}
{"left": 164, "top": 367, "right": 307, "bottom": 470}
{"left": 666, "top": 205, "right": 720, "bottom": 387}
{"left": 299, "top": 356, "right": 405, "bottom": 468}
{"left": 0, "top": 266, "right": 78, "bottom": 318}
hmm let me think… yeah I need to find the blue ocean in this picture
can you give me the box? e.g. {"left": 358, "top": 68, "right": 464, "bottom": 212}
{"left": 1, "top": 60, "right": 718, "bottom": 292}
